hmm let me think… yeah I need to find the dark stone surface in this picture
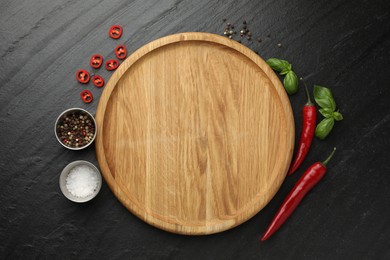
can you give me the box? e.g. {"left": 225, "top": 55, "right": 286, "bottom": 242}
{"left": 1, "top": 0, "right": 390, "bottom": 259}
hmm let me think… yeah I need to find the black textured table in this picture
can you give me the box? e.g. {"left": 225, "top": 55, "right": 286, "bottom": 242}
{"left": 1, "top": 0, "right": 390, "bottom": 259}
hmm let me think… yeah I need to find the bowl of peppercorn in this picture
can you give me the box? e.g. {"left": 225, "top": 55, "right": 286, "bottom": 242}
{"left": 54, "top": 108, "right": 97, "bottom": 150}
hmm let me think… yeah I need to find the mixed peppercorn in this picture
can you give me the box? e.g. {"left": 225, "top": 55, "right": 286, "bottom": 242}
{"left": 222, "top": 19, "right": 279, "bottom": 47}
{"left": 56, "top": 111, "right": 95, "bottom": 148}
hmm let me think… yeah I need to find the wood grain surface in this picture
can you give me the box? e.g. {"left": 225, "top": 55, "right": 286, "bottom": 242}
{"left": 95, "top": 33, "right": 294, "bottom": 234}
{"left": 1, "top": 0, "right": 390, "bottom": 258}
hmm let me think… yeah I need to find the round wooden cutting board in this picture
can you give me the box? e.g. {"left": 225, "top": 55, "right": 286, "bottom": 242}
{"left": 95, "top": 32, "right": 294, "bottom": 235}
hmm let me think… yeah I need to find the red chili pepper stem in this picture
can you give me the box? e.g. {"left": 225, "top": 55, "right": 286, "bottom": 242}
{"left": 301, "top": 77, "right": 313, "bottom": 106}
{"left": 321, "top": 147, "right": 336, "bottom": 167}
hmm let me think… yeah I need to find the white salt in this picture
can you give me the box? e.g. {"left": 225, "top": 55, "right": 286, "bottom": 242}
{"left": 66, "top": 165, "right": 99, "bottom": 198}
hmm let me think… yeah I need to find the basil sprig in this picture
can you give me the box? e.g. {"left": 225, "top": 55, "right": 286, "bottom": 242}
{"left": 313, "top": 85, "right": 343, "bottom": 139}
{"left": 266, "top": 58, "right": 298, "bottom": 95}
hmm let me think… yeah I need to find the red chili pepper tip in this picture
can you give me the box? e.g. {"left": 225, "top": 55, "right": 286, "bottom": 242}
{"left": 105, "top": 59, "right": 119, "bottom": 71}
{"left": 109, "top": 25, "right": 123, "bottom": 39}
{"left": 80, "top": 90, "right": 93, "bottom": 104}
{"left": 92, "top": 75, "right": 105, "bottom": 88}
{"left": 76, "top": 69, "right": 90, "bottom": 84}
{"left": 115, "top": 44, "right": 127, "bottom": 60}
{"left": 90, "top": 54, "right": 103, "bottom": 69}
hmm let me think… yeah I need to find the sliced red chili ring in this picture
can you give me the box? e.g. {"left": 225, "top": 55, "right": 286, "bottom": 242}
{"left": 115, "top": 44, "right": 127, "bottom": 60}
{"left": 80, "top": 90, "right": 93, "bottom": 103}
{"left": 90, "top": 54, "right": 103, "bottom": 69}
{"left": 109, "top": 25, "right": 123, "bottom": 39}
{"left": 76, "top": 69, "right": 90, "bottom": 84}
{"left": 105, "top": 59, "right": 119, "bottom": 71}
{"left": 92, "top": 75, "right": 105, "bottom": 88}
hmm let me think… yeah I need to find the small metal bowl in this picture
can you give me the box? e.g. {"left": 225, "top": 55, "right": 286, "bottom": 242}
{"left": 54, "top": 108, "right": 97, "bottom": 150}
{"left": 59, "top": 160, "right": 102, "bottom": 203}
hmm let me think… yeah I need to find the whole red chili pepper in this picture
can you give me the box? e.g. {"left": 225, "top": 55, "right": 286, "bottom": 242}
{"left": 92, "top": 75, "right": 104, "bottom": 88}
{"left": 115, "top": 44, "right": 127, "bottom": 60}
{"left": 105, "top": 59, "right": 119, "bottom": 71}
{"left": 109, "top": 25, "right": 123, "bottom": 39}
{"left": 80, "top": 90, "right": 93, "bottom": 103}
{"left": 288, "top": 81, "right": 317, "bottom": 175}
{"left": 261, "top": 147, "right": 336, "bottom": 242}
{"left": 90, "top": 54, "right": 103, "bottom": 69}
{"left": 76, "top": 69, "right": 90, "bottom": 84}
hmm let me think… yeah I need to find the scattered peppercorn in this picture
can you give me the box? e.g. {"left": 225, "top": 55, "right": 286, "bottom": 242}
{"left": 223, "top": 22, "right": 237, "bottom": 39}
{"left": 221, "top": 19, "right": 271, "bottom": 49}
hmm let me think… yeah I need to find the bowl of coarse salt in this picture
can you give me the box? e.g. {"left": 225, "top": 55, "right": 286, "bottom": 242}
{"left": 59, "top": 160, "right": 102, "bottom": 203}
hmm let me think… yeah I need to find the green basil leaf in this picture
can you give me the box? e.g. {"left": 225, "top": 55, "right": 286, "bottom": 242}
{"left": 315, "top": 118, "right": 335, "bottom": 140}
{"left": 266, "top": 58, "right": 291, "bottom": 72}
{"left": 332, "top": 111, "right": 343, "bottom": 121}
{"left": 283, "top": 70, "right": 298, "bottom": 95}
{"left": 313, "top": 85, "right": 337, "bottom": 111}
{"left": 319, "top": 108, "right": 333, "bottom": 118}
{"left": 280, "top": 68, "right": 290, "bottom": 75}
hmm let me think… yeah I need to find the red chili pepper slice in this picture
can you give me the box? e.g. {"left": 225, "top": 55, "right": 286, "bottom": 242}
{"left": 76, "top": 69, "right": 90, "bottom": 84}
{"left": 92, "top": 75, "right": 105, "bottom": 88}
{"left": 80, "top": 90, "right": 93, "bottom": 104}
{"left": 109, "top": 25, "right": 123, "bottom": 39}
{"left": 288, "top": 81, "right": 317, "bottom": 175}
{"left": 261, "top": 148, "right": 336, "bottom": 242}
{"left": 90, "top": 54, "right": 103, "bottom": 69}
{"left": 115, "top": 44, "right": 127, "bottom": 60}
{"left": 105, "top": 59, "right": 119, "bottom": 71}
